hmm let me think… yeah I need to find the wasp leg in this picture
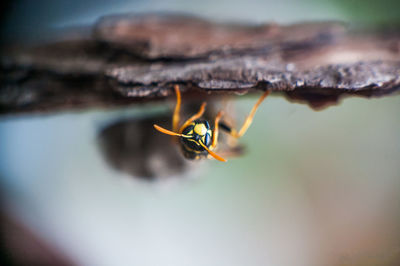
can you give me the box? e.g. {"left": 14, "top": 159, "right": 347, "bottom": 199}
{"left": 172, "top": 85, "right": 182, "bottom": 133}
{"left": 211, "top": 111, "right": 223, "bottom": 149}
{"left": 228, "top": 90, "right": 270, "bottom": 138}
{"left": 178, "top": 102, "right": 207, "bottom": 133}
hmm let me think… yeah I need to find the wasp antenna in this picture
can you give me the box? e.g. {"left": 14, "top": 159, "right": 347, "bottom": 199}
{"left": 154, "top": 124, "right": 190, "bottom": 138}
{"left": 154, "top": 124, "right": 181, "bottom": 136}
{"left": 199, "top": 141, "right": 227, "bottom": 162}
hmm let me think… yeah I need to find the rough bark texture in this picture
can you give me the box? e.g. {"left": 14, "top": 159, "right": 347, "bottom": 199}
{"left": 1, "top": 14, "right": 400, "bottom": 114}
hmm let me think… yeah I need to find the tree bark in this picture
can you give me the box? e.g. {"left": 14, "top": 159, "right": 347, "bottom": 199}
{"left": 1, "top": 14, "right": 399, "bottom": 114}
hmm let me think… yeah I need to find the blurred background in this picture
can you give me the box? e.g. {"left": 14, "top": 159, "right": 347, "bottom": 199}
{"left": 1, "top": 1, "right": 400, "bottom": 266}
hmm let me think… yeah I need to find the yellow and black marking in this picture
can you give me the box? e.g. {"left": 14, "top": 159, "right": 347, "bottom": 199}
{"left": 179, "top": 120, "right": 213, "bottom": 160}
{"left": 153, "top": 85, "right": 270, "bottom": 162}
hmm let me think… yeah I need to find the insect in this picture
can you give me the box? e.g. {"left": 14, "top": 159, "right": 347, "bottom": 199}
{"left": 153, "top": 85, "right": 270, "bottom": 162}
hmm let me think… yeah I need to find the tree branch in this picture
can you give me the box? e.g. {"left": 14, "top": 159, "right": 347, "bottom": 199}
{"left": 1, "top": 14, "right": 399, "bottom": 114}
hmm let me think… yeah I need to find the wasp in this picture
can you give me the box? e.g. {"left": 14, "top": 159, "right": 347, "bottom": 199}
{"left": 153, "top": 85, "right": 270, "bottom": 162}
